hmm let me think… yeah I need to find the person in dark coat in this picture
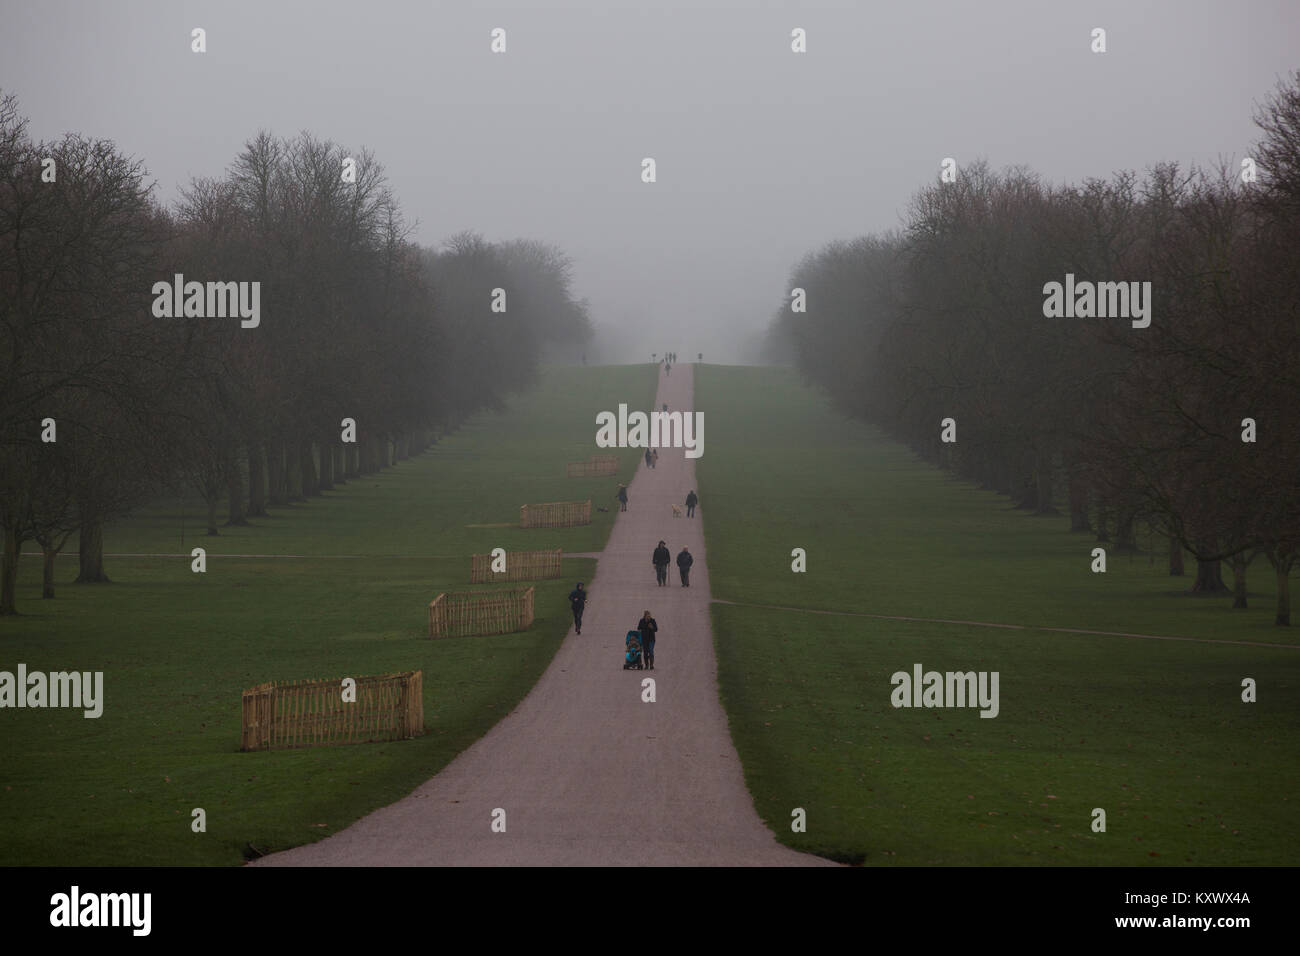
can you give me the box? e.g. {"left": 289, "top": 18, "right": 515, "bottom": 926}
{"left": 638, "top": 610, "right": 659, "bottom": 669}
{"left": 652, "top": 540, "right": 671, "bottom": 586}
{"left": 568, "top": 582, "right": 587, "bottom": 634}
{"left": 644, "top": 448, "right": 652, "bottom": 468}
{"left": 616, "top": 484, "right": 628, "bottom": 512}
{"left": 676, "top": 546, "right": 693, "bottom": 587}
{"left": 685, "top": 489, "right": 698, "bottom": 517}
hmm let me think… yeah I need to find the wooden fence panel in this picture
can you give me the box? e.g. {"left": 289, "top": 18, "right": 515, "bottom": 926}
{"left": 427, "top": 586, "right": 536, "bottom": 638}
{"left": 470, "top": 548, "right": 563, "bottom": 583}
{"left": 520, "top": 499, "right": 591, "bottom": 528}
{"left": 565, "top": 456, "right": 619, "bottom": 478}
{"left": 240, "top": 671, "right": 424, "bottom": 752}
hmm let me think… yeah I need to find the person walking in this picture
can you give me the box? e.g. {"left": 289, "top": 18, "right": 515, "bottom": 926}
{"left": 638, "top": 610, "right": 659, "bottom": 669}
{"left": 644, "top": 448, "right": 652, "bottom": 469}
{"left": 568, "top": 582, "right": 587, "bottom": 634}
{"left": 652, "top": 540, "right": 671, "bottom": 586}
{"left": 650, "top": 449, "right": 659, "bottom": 469}
{"left": 685, "top": 489, "right": 698, "bottom": 518}
{"left": 676, "top": 546, "right": 693, "bottom": 587}
{"left": 616, "top": 484, "right": 628, "bottom": 512}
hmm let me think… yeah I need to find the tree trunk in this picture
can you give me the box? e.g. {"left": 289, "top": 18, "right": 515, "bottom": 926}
{"left": 332, "top": 444, "right": 346, "bottom": 484}
{"left": 1032, "top": 450, "right": 1056, "bottom": 514}
{"left": 267, "top": 439, "right": 287, "bottom": 506}
{"left": 285, "top": 442, "right": 304, "bottom": 501}
{"left": 247, "top": 442, "right": 267, "bottom": 517}
{"left": 1229, "top": 554, "right": 1249, "bottom": 609}
{"left": 994, "top": 458, "right": 1013, "bottom": 497}
{"left": 1191, "top": 558, "right": 1227, "bottom": 593}
{"left": 1068, "top": 474, "right": 1090, "bottom": 531}
{"left": 1114, "top": 512, "right": 1137, "bottom": 552}
{"left": 42, "top": 543, "right": 57, "bottom": 599}
{"left": 0, "top": 524, "right": 21, "bottom": 614}
{"left": 1277, "top": 564, "right": 1292, "bottom": 626}
{"left": 226, "top": 457, "right": 248, "bottom": 525}
{"left": 75, "top": 517, "right": 110, "bottom": 583}
{"left": 301, "top": 441, "right": 318, "bottom": 496}
{"left": 1168, "top": 537, "right": 1185, "bottom": 576}
{"left": 1094, "top": 508, "right": 1110, "bottom": 543}
{"left": 318, "top": 442, "right": 334, "bottom": 490}
{"left": 357, "top": 436, "right": 372, "bottom": 475}
{"left": 205, "top": 486, "right": 220, "bottom": 536}
{"left": 345, "top": 442, "right": 358, "bottom": 478}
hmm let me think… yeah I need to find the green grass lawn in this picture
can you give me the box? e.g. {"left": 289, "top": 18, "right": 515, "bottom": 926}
{"left": 697, "top": 364, "right": 1300, "bottom": 865}
{"left": 0, "top": 363, "right": 655, "bottom": 866}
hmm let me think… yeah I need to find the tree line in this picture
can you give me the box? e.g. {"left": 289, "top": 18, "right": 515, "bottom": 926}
{"left": 0, "top": 92, "right": 592, "bottom": 613}
{"left": 763, "top": 72, "right": 1300, "bottom": 625}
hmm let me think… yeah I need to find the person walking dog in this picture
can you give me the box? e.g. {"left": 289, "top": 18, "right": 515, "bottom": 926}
{"left": 676, "top": 546, "right": 693, "bottom": 587}
{"left": 652, "top": 540, "right": 671, "bottom": 586}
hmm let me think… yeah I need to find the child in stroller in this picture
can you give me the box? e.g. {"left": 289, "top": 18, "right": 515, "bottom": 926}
{"left": 623, "top": 630, "right": 644, "bottom": 670}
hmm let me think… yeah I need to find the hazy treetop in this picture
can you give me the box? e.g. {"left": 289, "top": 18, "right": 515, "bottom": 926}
{"left": 3, "top": 0, "right": 1296, "bottom": 361}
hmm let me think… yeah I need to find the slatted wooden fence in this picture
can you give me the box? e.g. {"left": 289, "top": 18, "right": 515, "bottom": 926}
{"left": 565, "top": 455, "right": 620, "bottom": 478}
{"left": 470, "top": 548, "right": 562, "bottom": 583}
{"left": 520, "top": 499, "right": 591, "bottom": 528}
{"left": 428, "top": 586, "right": 535, "bottom": 638}
{"left": 240, "top": 671, "right": 423, "bottom": 752}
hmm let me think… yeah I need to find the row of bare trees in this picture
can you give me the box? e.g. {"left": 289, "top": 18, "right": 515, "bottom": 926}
{"left": 764, "top": 72, "right": 1300, "bottom": 624}
{"left": 0, "top": 93, "right": 592, "bottom": 614}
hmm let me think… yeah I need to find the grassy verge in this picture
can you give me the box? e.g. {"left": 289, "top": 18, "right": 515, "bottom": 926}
{"left": 697, "top": 364, "right": 1300, "bottom": 865}
{"left": 0, "top": 363, "right": 654, "bottom": 865}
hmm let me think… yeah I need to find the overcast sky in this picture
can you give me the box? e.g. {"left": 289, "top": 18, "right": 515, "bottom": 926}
{"left": 3, "top": 0, "right": 1296, "bottom": 363}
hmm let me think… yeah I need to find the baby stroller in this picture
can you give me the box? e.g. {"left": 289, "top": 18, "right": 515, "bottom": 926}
{"left": 623, "top": 630, "right": 644, "bottom": 670}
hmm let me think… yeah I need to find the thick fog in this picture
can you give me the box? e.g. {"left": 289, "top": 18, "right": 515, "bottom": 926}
{"left": 2, "top": 0, "right": 1296, "bottom": 363}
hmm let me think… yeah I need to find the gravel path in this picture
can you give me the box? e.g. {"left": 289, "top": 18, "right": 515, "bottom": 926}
{"left": 253, "top": 363, "right": 832, "bottom": 866}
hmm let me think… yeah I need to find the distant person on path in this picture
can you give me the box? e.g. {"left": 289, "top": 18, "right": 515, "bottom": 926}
{"left": 569, "top": 582, "right": 587, "bottom": 634}
{"left": 638, "top": 610, "right": 659, "bottom": 669}
{"left": 645, "top": 448, "right": 652, "bottom": 468}
{"left": 685, "top": 489, "right": 698, "bottom": 517}
{"left": 616, "top": 484, "right": 628, "bottom": 512}
{"left": 650, "top": 449, "right": 659, "bottom": 469}
{"left": 652, "top": 540, "right": 671, "bottom": 586}
{"left": 676, "top": 546, "right": 693, "bottom": 587}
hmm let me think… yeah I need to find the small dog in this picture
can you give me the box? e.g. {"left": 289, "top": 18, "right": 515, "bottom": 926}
{"left": 671, "top": 504, "right": 683, "bottom": 518}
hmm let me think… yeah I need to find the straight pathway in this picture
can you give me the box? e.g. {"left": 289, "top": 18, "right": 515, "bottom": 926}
{"left": 255, "top": 363, "right": 831, "bottom": 866}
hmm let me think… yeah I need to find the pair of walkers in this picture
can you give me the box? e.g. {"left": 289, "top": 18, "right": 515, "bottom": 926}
{"left": 643, "top": 448, "right": 659, "bottom": 469}
{"left": 652, "top": 541, "right": 693, "bottom": 587}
